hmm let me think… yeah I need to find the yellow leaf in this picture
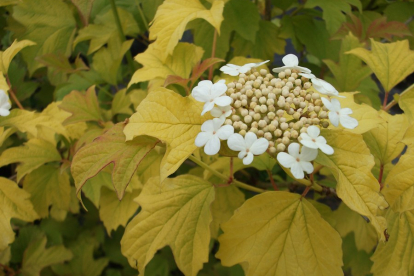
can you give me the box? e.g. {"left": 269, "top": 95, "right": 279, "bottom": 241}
{"left": 346, "top": 39, "right": 414, "bottom": 92}
{"left": 0, "top": 138, "right": 61, "bottom": 182}
{"left": 327, "top": 92, "right": 382, "bottom": 134}
{"left": 124, "top": 87, "right": 211, "bottom": 181}
{"left": 0, "top": 39, "right": 36, "bottom": 73}
{"left": 99, "top": 186, "right": 140, "bottom": 235}
{"left": 0, "top": 73, "right": 8, "bottom": 92}
{"left": 0, "top": 246, "right": 11, "bottom": 265}
{"left": 402, "top": 123, "right": 414, "bottom": 147}
{"left": 23, "top": 165, "right": 71, "bottom": 218}
{"left": 121, "top": 175, "right": 215, "bottom": 276}
{"left": 399, "top": 83, "right": 414, "bottom": 124}
{"left": 371, "top": 209, "right": 414, "bottom": 276}
{"left": 21, "top": 236, "right": 73, "bottom": 276}
{"left": 363, "top": 111, "right": 408, "bottom": 165}
{"left": 0, "top": 177, "right": 39, "bottom": 251}
{"left": 382, "top": 147, "right": 414, "bottom": 213}
{"left": 333, "top": 203, "right": 377, "bottom": 253}
{"left": 315, "top": 130, "right": 389, "bottom": 241}
{"left": 216, "top": 192, "right": 343, "bottom": 276}
{"left": 129, "top": 42, "right": 204, "bottom": 86}
{"left": 149, "top": 0, "right": 224, "bottom": 62}
{"left": 0, "top": 127, "right": 15, "bottom": 147}
{"left": 210, "top": 185, "right": 245, "bottom": 239}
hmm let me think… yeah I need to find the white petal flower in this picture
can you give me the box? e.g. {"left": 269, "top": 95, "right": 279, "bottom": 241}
{"left": 195, "top": 118, "right": 234, "bottom": 155}
{"left": 220, "top": 60, "right": 269, "bottom": 76}
{"left": 0, "top": 90, "right": 11, "bottom": 117}
{"left": 321, "top": 97, "right": 358, "bottom": 129}
{"left": 227, "top": 132, "right": 269, "bottom": 165}
{"left": 300, "top": 73, "right": 345, "bottom": 98}
{"left": 272, "top": 54, "right": 311, "bottom": 74}
{"left": 210, "top": 105, "right": 232, "bottom": 120}
{"left": 277, "top": 143, "right": 318, "bottom": 179}
{"left": 192, "top": 80, "right": 231, "bottom": 116}
{"left": 300, "top": 125, "right": 334, "bottom": 155}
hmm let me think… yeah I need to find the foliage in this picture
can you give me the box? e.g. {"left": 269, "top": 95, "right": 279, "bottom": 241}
{"left": 0, "top": 0, "right": 413, "bottom": 276}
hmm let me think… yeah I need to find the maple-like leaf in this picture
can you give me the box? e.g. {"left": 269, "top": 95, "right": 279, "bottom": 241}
{"left": 123, "top": 87, "right": 211, "bottom": 181}
{"left": 366, "top": 16, "right": 412, "bottom": 41}
{"left": 216, "top": 192, "right": 343, "bottom": 276}
{"left": 72, "top": 122, "right": 159, "bottom": 199}
{"left": 315, "top": 130, "right": 389, "bottom": 242}
{"left": 121, "top": 175, "right": 215, "bottom": 276}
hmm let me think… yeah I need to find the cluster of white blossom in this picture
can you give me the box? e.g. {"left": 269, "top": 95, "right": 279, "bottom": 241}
{"left": 192, "top": 54, "right": 358, "bottom": 178}
{"left": 0, "top": 90, "right": 11, "bottom": 117}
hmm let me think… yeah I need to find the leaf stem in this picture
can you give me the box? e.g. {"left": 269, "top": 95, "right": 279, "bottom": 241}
{"left": 382, "top": 91, "right": 389, "bottom": 110}
{"left": 135, "top": 0, "right": 149, "bottom": 31}
{"left": 5, "top": 74, "right": 24, "bottom": 110}
{"left": 378, "top": 163, "right": 384, "bottom": 190}
{"left": 188, "top": 155, "right": 265, "bottom": 193}
{"left": 383, "top": 83, "right": 414, "bottom": 112}
{"left": 109, "top": 0, "right": 135, "bottom": 73}
{"left": 208, "top": 29, "right": 218, "bottom": 81}
{"left": 267, "top": 169, "right": 278, "bottom": 190}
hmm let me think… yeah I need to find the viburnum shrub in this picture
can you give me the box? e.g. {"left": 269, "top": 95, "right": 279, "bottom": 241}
{"left": 0, "top": 0, "right": 414, "bottom": 276}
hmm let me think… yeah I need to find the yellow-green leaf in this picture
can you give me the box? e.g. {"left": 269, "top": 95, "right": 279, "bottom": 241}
{"left": 363, "top": 111, "right": 408, "bottom": 165}
{"left": 315, "top": 130, "right": 389, "bottom": 241}
{"left": 0, "top": 177, "right": 39, "bottom": 251}
{"left": 111, "top": 89, "right": 133, "bottom": 116}
{"left": 0, "top": 39, "right": 36, "bottom": 73}
{"left": 59, "top": 86, "right": 103, "bottom": 125}
{"left": 371, "top": 209, "right": 414, "bottom": 276}
{"left": 21, "top": 236, "right": 73, "bottom": 276}
{"left": 346, "top": 39, "right": 414, "bottom": 92}
{"left": 333, "top": 203, "right": 377, "bottom": 253}
{"left": 129, "top": 42, "right": 204, "bottom": 86}
{"left": 149, "top": 0, "right": 224, "bottom": 62}
{"left": 0, "top": 139, "right": 61, "bottom": 182}
{"left": 23, "top": 165, "right": 71, "bottom": 218}
{"left": 399, "top": 83, "right": 414, "bottom": 123}
{"left": 323, "top": 33, "right": 372, "bottom": 92}
{"left": 121, "top": 175, "right": 215, "bottom": 276}
{"left": 124, "top": 88, "right": 210, "bottom": 181}
{"left": 216, "top": 192, "right": 343, "bottom": 276}
{"left": 382, "top": 147, "right": 414, "bottom": 213}
{"left": 0, "top": 73, "right": 8, "bottom": 92}
{"left": 99, "top": 186, "right": 140, "bottom": 234}
{"left": 210, "top": 185, "right": 245, "bottom": 239}
{"left": 402, "top": 123, "right": 414, "bottom": 147}
{"left": 71, "top": 0, "right": 95, "bottom": 26}
{"left": 72, "top": 123, "right": 159, "bottom": 199}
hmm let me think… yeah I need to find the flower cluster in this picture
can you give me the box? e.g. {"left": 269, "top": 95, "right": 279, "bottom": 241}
{"left": 0, "top": 90, "right": 11, "bottom": 117}
{"left": 192, "top": 54, "right": 358, "bottom": 177}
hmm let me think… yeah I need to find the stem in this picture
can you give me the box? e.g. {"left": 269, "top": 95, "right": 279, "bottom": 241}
{"left": 378, "top": 163, "right": 384, "bottom": 190}
{"left": 5, "top": 74, "right": 24, "bottom": 110}
{"left": 301, "top": 173, "right": 314, "bottom": 199}
{"left": 135, "top": 0, "right": 149, "bottom": 31}
{"left": 267, "top": 169, "right": 278, "bottom": 190}
{"left": 109, "top": 0, "right": 135, "bottom": 73}
{"left": 382, "top": 91, "right": 389, "bottom": 110}
{"left": 264, "top": 0, "right": 271, "bottom": 21}
{"left": 208, "top": 29, "right": 218, "bottom": 81}
{"left": 188, "top": 155, "right": 265, "bottom": 193}
{"left": 384, "top": 83, "right": 414, "bottom": 112}
{"left": 228, "top": 157, "right": 234, "bottom": 183}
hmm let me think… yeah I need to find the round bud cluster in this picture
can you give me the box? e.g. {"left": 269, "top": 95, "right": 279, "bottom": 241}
{"left": 224, "top": 67, "right": 330, "bottom": 155}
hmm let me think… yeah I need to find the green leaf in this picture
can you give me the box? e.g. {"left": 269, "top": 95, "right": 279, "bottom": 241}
{"left": 121, "top": 175, "right": 215, "bottom": 276}
{"left": 99, "top": 186, "right": 140, "bottom": 234}
{"left": 129, "top": 42, "right": 204, "bottom": 86}
{"left": 223, "top": 0, "right": 259, "bottom": 42}
{"left": 346, "top": 39, "right": 414, "bottom": 93}
{"left": 81, "top": 170, "right": 114, "bottom": 208}
{"left": 323, "top": 33, "right": 372, "bottom": 92}
{"left": 216, "top": 192, "right": 343, "bottom": 276}
{"left": 71, "top": 0, "right": 95, "bottom": 25}
{"left": 21, "top": 236, "right": 73, "bottom": 276}
{"left": 382, "top": 147, "right": 414, "bottom": 213}
{"left": 0, "top": 138, "right": 61, "bottom": 182}
{"left": 123, "top": 87, "right": 210, "bottom": 181}
{"left": 149, "top": 0, "right": 224, "bottom": 62}
{"left": 315, "top": 130, "right": 388, "bottom": 242}
{"left": 111, "top": 89, "right": 133, "bottom": 116}
{"left": 365, "top": 16, "right": 412, "bottom": 41}
{"left": 23, "top": 165, "right": 71, "bottom": 218}
{"left": 72, "top": 123, "right": 159, "bottom": 199}
{"left": 0, "top": 177, "right": 39, "bottom": 251}
{"left": 11, "top": 0, "right": 76, "bottom": 74}
{"left": 305, "top": 0, "right": 361, "bottom": 34}
{"left": 371, "top": 209, "right": 414, "bottom": 276}
{"left": 59, "top": 86, "right": 104, "bottom": 125}
{"left": 0, "top": 39, "right": 36, "bottom": 73}
{"left": 342, "top": 233, "right": 373, "bottom": 276}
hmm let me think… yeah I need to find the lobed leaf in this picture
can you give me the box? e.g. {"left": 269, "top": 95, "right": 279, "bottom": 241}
{"left": 72, "top": 122, "right": 159, "bottom": 199}
{"left": 398, "top": 83, "right": 414, "bottom": 124}
{"left": 0, "top": 177, "right": 39, "bottom": 251}
{"left": 346, "top": 39, "right": 414, "bottom": 92}
{"left": 315, "top": 130, "right": 389, "bottom": 241}
{"left": 366, "top": 16, "right": 412, "bottom": 41}
{"left": 216, "top": 192, "right": 343, "bottom": 276}
{"left": 121, "top": 175, "right": 215, "bottom": 276}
